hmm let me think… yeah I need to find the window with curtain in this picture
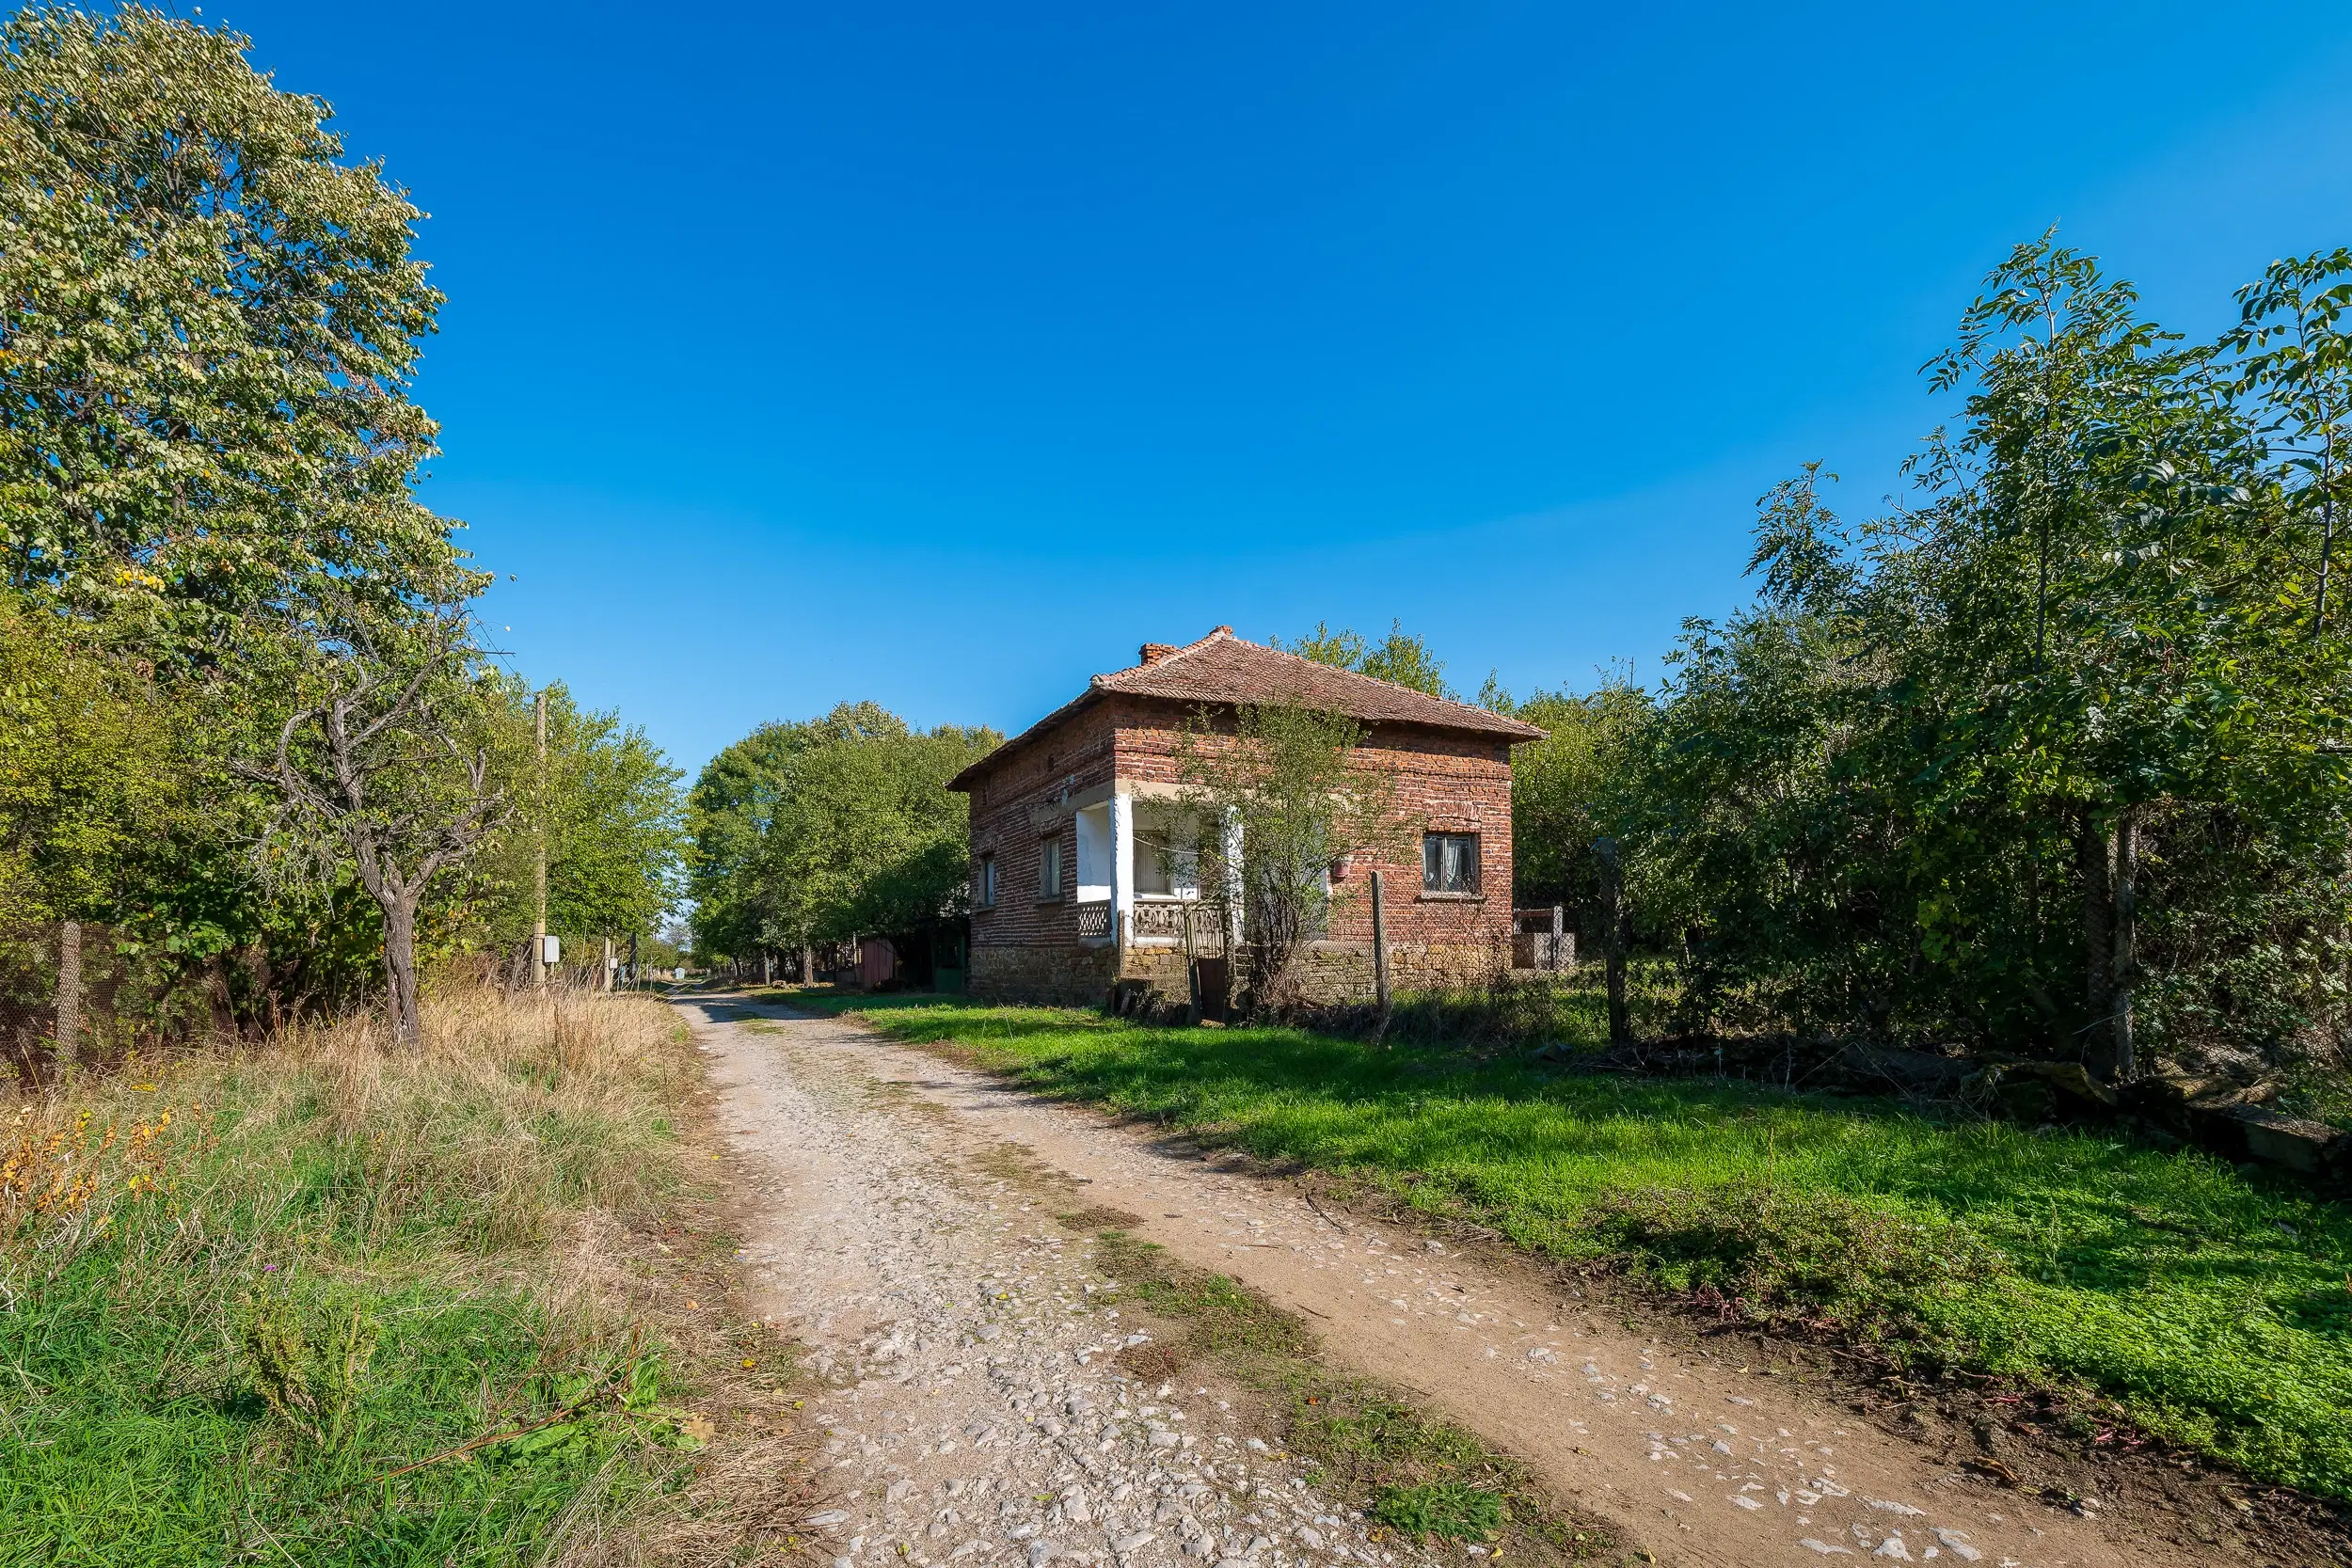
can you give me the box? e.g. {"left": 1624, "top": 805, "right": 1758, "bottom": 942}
{"left": 1422, "top": 832, "right": 1479, "bottom": 894}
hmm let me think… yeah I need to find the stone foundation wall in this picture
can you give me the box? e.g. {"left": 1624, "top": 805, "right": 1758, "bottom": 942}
{"left": 976, "top": 938, "right": 1507, "bottom": 1011}
{"left": 1282, "top": 941, "right": 1505, "bottom": 1005}
{"left": 971, "top": 942, "right": 1121, "bottom": 1007}
{"left": 1115, "top": 940, "right": 1505, "bottom": 1007}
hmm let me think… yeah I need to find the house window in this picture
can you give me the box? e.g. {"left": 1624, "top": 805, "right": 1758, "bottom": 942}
{"left": 1422, "top": 832, "right": 1479, "bottom": 895}
{"left": 1039, "top": 832, "right": 1063, "bottom": 898}
{"left": 1132, "top": 806, "right": 1199, "bottom": 897}
{"left": 977, "top": 853, "right": 996, "bottom": 909}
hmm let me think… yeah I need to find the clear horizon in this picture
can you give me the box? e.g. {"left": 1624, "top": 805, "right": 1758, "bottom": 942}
{"left": 212, "top": 0, "right": 2352, "bottom": 773}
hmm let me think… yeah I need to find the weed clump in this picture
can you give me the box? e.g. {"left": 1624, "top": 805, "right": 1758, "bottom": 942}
{"left": 1587, "top": 1180, "right": 2008, "bottom": 1324}
{"left": 240, "top": 1284, "right": 379, "bottom": 1448}
{"left": 1372, "top": 1480, "right": 1505, "bottom": 1541}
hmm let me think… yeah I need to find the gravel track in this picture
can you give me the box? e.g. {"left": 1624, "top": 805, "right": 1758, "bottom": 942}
{"left": 681, "top": 995, "right": 2210, "bottom": 1568}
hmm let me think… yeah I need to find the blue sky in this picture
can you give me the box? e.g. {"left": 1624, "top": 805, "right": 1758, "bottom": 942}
{"left": 216, "top": 1, "right": 2352, "bottom": 776}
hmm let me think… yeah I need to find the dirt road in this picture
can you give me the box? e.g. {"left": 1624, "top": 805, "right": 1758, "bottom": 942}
{"left": 681, "top": 995, "right": 2211, "bottom": 1568}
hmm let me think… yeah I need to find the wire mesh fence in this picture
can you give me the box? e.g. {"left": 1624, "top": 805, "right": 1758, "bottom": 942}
{"left": 1, "top": 920, "right": 135, "bottom": 1088}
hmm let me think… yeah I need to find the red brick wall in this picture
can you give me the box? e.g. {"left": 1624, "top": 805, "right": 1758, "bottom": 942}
{"left": 962, "top": 703, "right": 1120, "bottom": 952}
{"left": 961, "top": 698, "right": 1517, "bottom": 963}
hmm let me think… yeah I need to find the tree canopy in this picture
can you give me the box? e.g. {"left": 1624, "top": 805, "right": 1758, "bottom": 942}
{"left": 1538, "top": 236, "right": 2352, "bottom": 1074}
{"left": 688, "top": 704, "right": 997, "bottom": 962}
{"left": 1279, "top": 620, "right": 1454, "bottom": 698}
{"left": 0, "top": 8, "right": 685, "bottom": 1045}
{"left": 0, "top": 5, "right": 476, "bottom": 663}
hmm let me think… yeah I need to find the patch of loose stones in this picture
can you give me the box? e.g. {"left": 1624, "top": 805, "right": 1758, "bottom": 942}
{"left": 730, "top": 1059, "right": 1461, "bottom": 1568}
{"left": 784, "top": 1249, "right": 1455, "bottom": 1568}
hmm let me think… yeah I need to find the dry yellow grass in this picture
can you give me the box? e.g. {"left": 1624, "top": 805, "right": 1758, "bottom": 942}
{"left": 0, "top": 979, "right": 804, "bottom": 1567}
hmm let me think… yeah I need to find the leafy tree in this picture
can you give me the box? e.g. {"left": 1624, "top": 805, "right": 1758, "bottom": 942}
{"left": 542, "top": 695, "right": 684, "bottom": 956}
{"left": 0, "top": 597, "right": 184, "bottom": 929}
{"left": 751, "top": 718, "right": 993, "bottom": 950}
{"left": 0, "top": 6, "right": 477, "bottom": 662}
{"left": 1175, "top": 703, "right": 1404, "bottom": 1017}
{"left": 458, "top": 681, "right": 684, "bottom": 972}
{"left": 0, "top": 594, "right": 193, "bottom": 1062}
{"left": 2227, "top": 248, "right": 2352, "bottom": 636}
{"left": 1483, "top": 671, "right": 1651, "bottom": 915}
{"left": 0, "top": 8, "right": 522, "bottom": 1042}
{"left": 1582, "top": 235, "right": 2352, "bottom": 1074}
{"left": 1279, "top": 620, "right": 1455, "bottom": 698}
{"left": 685, "top": 721, "right": 815, "bottom": 964}
{"left": 688, "top": 705, "right": 996, "bottom": 967}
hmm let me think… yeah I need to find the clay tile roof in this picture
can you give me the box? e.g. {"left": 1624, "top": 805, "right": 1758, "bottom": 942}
{"left": 949, "top": 627, "right": 1544, "bottom": 791}
{"left": 1094, "top": 627, "right": 1546, "bottom": 736}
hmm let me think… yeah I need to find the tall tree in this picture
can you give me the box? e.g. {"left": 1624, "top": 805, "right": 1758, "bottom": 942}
{"left": 1587, "top": 235, "right": 2352, "bottom": 1070}
{"left": 462, "top": 681, "right": 685, "bottom": 968}
{"left": 0, "top": 6, "right": 476, "bottom": 662}
{"left": 2226, "top": 248, "right": 2352, "bottom": 638}
{"left": 689, "top": 705, "right": 996, "bottom": 966}
{"left": 685, "top": 721, "right": 815, "bottom": 963}
{"left": 0, "top": 8, "right": 500, "bottom": 1039}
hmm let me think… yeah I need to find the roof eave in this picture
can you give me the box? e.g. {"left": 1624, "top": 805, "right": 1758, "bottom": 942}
{"left": 944, "top": 678, "right": 1111, "bottom": 793}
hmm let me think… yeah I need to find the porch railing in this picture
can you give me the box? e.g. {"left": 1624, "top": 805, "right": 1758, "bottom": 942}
{"left": 1074, "top": 899, "right": 1112, "bottom": 941}
{"left": 1130, "top": 900, "right": 1193, "bottom": 942}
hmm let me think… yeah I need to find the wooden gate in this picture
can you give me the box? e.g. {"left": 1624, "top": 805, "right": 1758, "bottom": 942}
{"left": 1191, "top": 956, "right": 1230, "bottom": 1023}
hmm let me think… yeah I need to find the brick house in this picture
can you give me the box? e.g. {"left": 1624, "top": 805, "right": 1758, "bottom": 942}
{"left": 946, "top": 626, "right": 1546, "bottom": 1008}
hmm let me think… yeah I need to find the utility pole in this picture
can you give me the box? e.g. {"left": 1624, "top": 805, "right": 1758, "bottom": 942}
{"left": 532, "top": 689, "right": 548, "bottom": 990}
{"left": 1370, "top": 870, "right": 1391, "bottom": 1045}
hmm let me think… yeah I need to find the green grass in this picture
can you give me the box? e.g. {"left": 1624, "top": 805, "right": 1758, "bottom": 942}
{"left": 823, "top": 998, "right": 2352, "bottom": 1502}
{"left": 1371, "top": 1481, "right": 1507, "bottom": 1541}
{"left": 0, "top": 990, "right": 703, "bottom": 1566}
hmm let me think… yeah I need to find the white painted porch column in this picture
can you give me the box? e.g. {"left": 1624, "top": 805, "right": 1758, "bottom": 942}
{"left": 1111, "top": 792, "right": 1136, "bottom": 937}
{"left": 1223, "top": 808, "right": 1245, "bottom": 948}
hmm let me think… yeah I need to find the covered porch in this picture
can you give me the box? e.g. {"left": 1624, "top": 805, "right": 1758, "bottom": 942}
{"left": 1064, "top": 784, "right": 1233, "bottom": 955}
